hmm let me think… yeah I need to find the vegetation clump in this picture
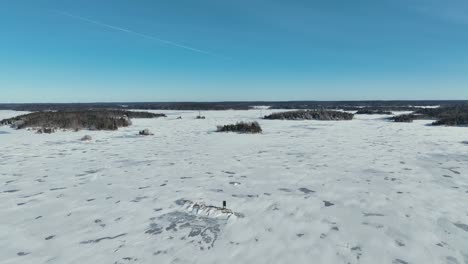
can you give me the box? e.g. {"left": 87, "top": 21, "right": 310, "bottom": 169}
{"left": 216, "top": 121, "right": 262, "bottom": 134}
{"left": 0, "top": 110, "right": 165, "bottom": 131}
{"left": 427, "top": 107, "right": 468, "bottom": 126}
{"left": 263, "top": 110, "right": 353, "bottom": 121}
{"left": 391, "top": 114, "right": 425, "bottom": 123}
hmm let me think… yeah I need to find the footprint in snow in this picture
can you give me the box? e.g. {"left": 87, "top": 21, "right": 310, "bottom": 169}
{"left": 363, "top": 213, "right": 384, "bottom": 217}
{"left": 298, "top": 188, "right": 315, "bottom": 194}
{"left": 454, "top": 223, "right": 468, "bottom": 232}
{"left": 446, "top": 256, "right": 460, "bottom": 264}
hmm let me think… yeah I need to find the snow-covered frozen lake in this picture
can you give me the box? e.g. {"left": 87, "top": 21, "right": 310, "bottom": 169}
{"left": 1, "top": 109, "right": 467, "bottom": 264}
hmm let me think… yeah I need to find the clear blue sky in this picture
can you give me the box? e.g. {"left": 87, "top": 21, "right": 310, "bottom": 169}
{"left": 1, "top": 0, "right": 468, "bottom": 102}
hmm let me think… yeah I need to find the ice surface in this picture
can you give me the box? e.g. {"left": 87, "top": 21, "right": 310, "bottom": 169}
{"left": 1, "top": 109, "right": 467, "bottom": 264}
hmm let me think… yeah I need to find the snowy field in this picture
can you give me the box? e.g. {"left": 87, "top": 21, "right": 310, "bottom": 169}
{"left": 1, "top": 109, "right": 468, "bottom": 264}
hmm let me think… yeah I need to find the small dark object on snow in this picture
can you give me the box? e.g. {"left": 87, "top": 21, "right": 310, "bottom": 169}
{"left": 139, "top": 129, "right": 153, "bottom": 136}
{"left": 223, "top": 201, "right": 226, "bottom": 209}
{"left": 196, "top": 111, "right": 206, "bottom": 119}
{"left": 81, "top": 135, "right": 92, "bottom": 141}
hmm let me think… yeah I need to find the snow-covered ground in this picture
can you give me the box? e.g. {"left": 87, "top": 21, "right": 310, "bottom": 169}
{"left": 1, "top": 109, "right": 467, "bottom": 264}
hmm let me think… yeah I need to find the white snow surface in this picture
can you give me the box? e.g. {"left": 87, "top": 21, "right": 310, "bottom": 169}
{"left": 1, "top": 109, "right": 468, "bottom": 264}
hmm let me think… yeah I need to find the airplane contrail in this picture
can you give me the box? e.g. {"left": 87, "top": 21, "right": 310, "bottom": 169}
{"left": 51, "top": 9, "right": 212, "bottom": 55}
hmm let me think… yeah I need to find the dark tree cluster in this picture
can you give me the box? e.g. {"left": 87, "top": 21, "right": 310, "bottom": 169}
{"left": 0, "top": 110, "right": 165, "bottom": 131}
{"left": 391, "top": 114, "right": 427, "bottom": 123}
{"left": 216, "top": 122, "right": 262, "bottom": 134}
{"left": 391, "top": 106, "right": 468, "bottom": 126}
{"left": 432, "top": 113, "right": 468, "bottom": 126}
{"left": 263, "top": 110, "right": 354, "bottom": 121}
{"left": 419, "top": 106, "right": 468, "bottom": 126}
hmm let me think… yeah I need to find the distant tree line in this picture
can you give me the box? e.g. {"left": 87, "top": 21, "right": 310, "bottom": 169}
{"left": 266, "top": 101, "right": 467, "bottom": 111}
{"left": 1, "top": 101, "right": 467, "bottom": 111}
{"left": 264, "top": 110, "right": 354, "bottom": 121}
{"left": 0, "top": 110, "right": 165, "bottom": 131}
{"left": 355, "top": 109, "right": 392, "bottom": 115}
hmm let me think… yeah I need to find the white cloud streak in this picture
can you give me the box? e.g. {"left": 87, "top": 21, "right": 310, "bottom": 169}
{"left": 51, "top": 9, "right": 212, "bottom": 55}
